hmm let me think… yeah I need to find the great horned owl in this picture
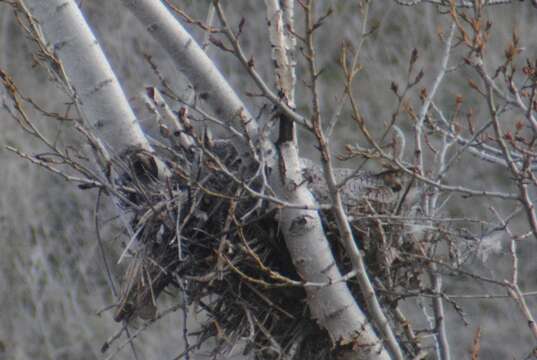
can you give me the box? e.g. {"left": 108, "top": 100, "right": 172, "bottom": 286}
{"left": 301, "top": 160, "right": 424, "bottom": 288}
{"left": 300, "top": 158, "right": 410, "bottom": 210}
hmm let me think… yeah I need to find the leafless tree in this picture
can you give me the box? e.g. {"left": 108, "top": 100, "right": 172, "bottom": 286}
{"left": 2, "top": 0, "right": 537, "bottom": 359}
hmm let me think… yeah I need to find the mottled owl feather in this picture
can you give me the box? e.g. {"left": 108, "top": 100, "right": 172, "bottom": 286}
{"left": 300, "top": 159, "right": 402, "bottom": 207}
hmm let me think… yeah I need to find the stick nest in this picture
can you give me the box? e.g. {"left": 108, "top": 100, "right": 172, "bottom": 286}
{"left": 110, "top": 137, "right": 428, "bottom": 360}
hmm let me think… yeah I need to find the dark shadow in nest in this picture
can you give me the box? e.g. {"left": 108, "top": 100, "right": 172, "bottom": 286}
{"left": 111, "top": 142, "right": 337, "bottom": 360}
{"left": 110, "top": 139, "right": 429, "bottom": 359}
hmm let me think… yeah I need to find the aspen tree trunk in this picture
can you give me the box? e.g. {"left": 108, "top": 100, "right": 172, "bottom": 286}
{"left": 264, "top": 1, "right": 390, "bottom": 357}
{"left": 22, "top": 0, "right": 153, "bottom": 160}
{"left": 120, "top": 0, "right": 263, "bottom": 152}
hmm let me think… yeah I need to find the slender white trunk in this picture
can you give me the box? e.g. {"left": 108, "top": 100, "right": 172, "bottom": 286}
{"left": 265, "top": 2, "right": 389, "bottom": 357}
{"left": 277, "top": 143, "right": 390, "bottom": 360}
{"left": 22, "top": 0, "right": 152, "bottom": 158}
{"left": 120, "top": 0, "right": 260, "bottom": 143}
{"left": 264, "top": 0, "right": 294, "bottom": 105}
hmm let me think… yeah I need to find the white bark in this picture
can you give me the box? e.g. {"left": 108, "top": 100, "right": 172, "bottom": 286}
{"left": 264, "top": 2, "right": 390, "bottom": 357}
{"left": 277, "top": 142, "right": 390, "bottom": 359}
{"left": 120, "top": 0, "right": 261, "bottom": 145}
{"left": 264, "top": 0, "right": 294, "bottom": 106}
{"left": 22, "top": 0, "right": 153, "bottom": 158}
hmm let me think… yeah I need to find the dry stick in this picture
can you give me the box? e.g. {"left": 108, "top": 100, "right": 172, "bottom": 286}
{"left": 508, "top": 285, "right": 537, "bottom": 341}
{"left": 144, "top": 87, "right": 194, "bottom": 149}
{"left": 427, "top": 121, "right": 455, "bottom": 360}
{"left": 142, "top": 56, "right": 246, "bottom": 140}
{"left": 95, "top": 190, "right": 119, "bottom": 297}
{"left": 394, "top": 0, "right": 513, "bottom": 6}
{"left": 104, "top": 302, "right": 183, "bottom": 360}
{"left": 490, "top": 207, "right": 537, "bottom": 342}
{"left": 431, "top": 105, "right": 510, "bottom": 173}
{"left": 326, "top": 0, "right": 370, "bottom": 139}
{"left": 481, "top": 64, "right": 537, "bottom": 240}
{"left": 213, "top": 1, "right": 308, "bottom": 128}
{"left": 94, "top": 190, "right": 141, "bottom": 359}
{"left": 6, "top": 146, "right": 101, "bottom": 186}
{"left": 415, "top": 23, "right": 456, "bottom": 360}
{"left": 428, "top": 262, "right": 449, "bottom": 360}
{"left": 236, "top": 222, "right": 358, "bottom": 288}
{"left": 512, "top": 80, "right": 537, "bottom": 134}
{"left": 446, "top": 291, "right": 537, "bottom": 299}
{"left": 303, "top": 1, "right": 404, "bottom": 359}
{"left": 416, "top": 23, "right": 455, "bottom": 173}
{"left": 476, "top": 56, "right": 537, "bottom": 134}
{"left": 434, "top": 102, "right": 537, "bottom": 171}
{"left": 201, "top": 2, "right": 215, "bottom": 51}
{"left": 2, "top": 72, "right": 144, "bottom": 211}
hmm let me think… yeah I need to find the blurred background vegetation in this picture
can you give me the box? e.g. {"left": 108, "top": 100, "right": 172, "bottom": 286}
{"left": 1, "top": 1, "right": 537, "bottom": 359}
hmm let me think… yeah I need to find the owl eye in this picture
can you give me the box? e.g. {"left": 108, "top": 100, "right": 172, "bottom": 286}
{"left": 391, "top": 182, "right": 402, "bottom": 192}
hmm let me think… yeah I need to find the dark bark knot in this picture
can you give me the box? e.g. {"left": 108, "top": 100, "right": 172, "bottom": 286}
{"left": 288, "top": 214, "right": 315, "bottom": 236}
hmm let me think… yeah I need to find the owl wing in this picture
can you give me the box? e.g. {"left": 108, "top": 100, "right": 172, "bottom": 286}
{"left": 303, "top": 164, "right": 398, "bottom": 206}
